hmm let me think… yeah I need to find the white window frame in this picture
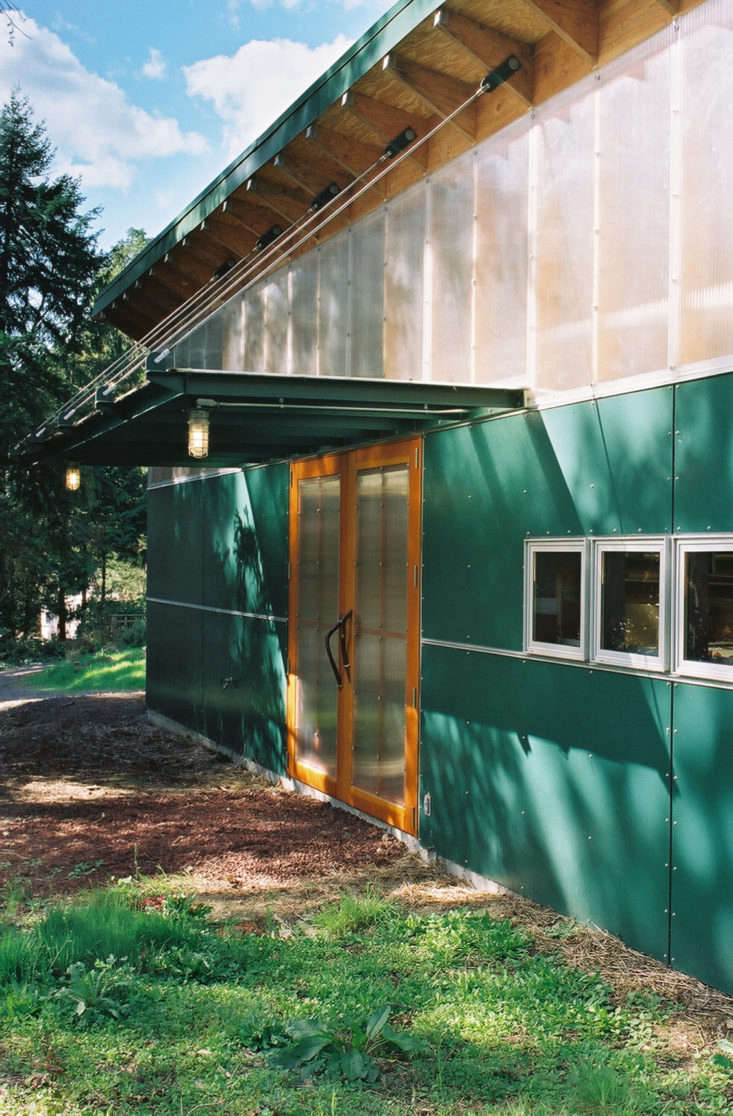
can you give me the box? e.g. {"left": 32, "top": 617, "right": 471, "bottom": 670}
{"left": 524, "top": 538, "right": 587, "bottom": 661}
{"left": 591, "top": 537, "right": 668, "bottom": 672}
{"left": 675, "top": 536, "right": 733, "bottom": 683}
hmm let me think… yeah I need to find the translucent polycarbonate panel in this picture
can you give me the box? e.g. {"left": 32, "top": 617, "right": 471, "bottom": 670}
{"left": 597, "top": 48, "right": 670, "bottom": 382}
{"left": 475, "top": 129, "right": 529, "bottom": 384}
{"left": 352, "top": 461, "right": 409, "bottom": 805}
{"left": 355, "top": 470, "right": 382, "bottom": 631}
{"left": 679, "top": 8, "right": 733, "bottom": 364}
{"left": 600, "top": 551, "right": 660, "bottom": 656}
{"left": 220, "top": 298, "right": 245, "bottom": 370}
{"left": 318, "top": 233, "right": 348, "bottom": 376}
{"left": 183, "top": 320, "right": 206, "bottom": 368}
{"left": 264, "top": 270, "right": 289, "bottom": 373}
{"left": 244, "top": 283, "right": 265, "bottom": 371}
{"left": 381, "top": 634, "right": 407, "bottom": 803}
{"left": 355, "top": 466, "right": 409, "bottom": 635}
{"left": 382, "top": 467, "right": 409, "bottom": 635}
{"left": 172, "top": 331, "right": 192, "bottom": 368}
{"left": 297, "top": 475, "right": 340, "bottom": 624}
{"left": 291, "top": 252, "right": 318, "bottom": 375}
{"left": 295, "top": 622, "right": 338, "bottom": 777}
{"left": 295, "top": 474, "right": 341, "bottom": 776}
{"left": 535, "top": 92, "right": 594, "bottom": 391}
{"left": 198, "top": 315, "right": 223, "bottom": 369}
{"left": 350, "top": 211, "right": 385, "bottom": 378}
{"left": 384, "top": 183, "right": 425, "bottom": 380}
{"left": 352, "top": 632, "right": 406, "bottom": 804}
{"left": 430, "top": 160, "right": 474, "bottom": 382}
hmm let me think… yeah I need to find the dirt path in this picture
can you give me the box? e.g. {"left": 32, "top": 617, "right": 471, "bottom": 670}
{"left": 1, "top": 680, "right": 732, "bottom": 1053}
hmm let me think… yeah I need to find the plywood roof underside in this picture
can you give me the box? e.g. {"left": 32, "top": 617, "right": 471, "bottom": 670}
{"left": 101, "top": 0, "right": 703, "bottom": 340}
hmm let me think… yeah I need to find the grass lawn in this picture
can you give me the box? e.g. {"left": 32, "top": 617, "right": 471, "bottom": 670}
{"left": 0, "top": 881, "right": 731, "bottom": 1116}
{"left": 23, "top": 648, "right": 145, "bottom": 693}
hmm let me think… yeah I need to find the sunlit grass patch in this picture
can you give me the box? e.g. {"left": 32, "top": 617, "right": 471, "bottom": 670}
{"left": 0, "top": 880, "right": 730, "bottom": 1116}
{"left": 24, "top": 647, "right": 145, "bottom": 692}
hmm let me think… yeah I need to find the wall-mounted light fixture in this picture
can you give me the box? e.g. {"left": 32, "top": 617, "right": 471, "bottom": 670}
{"left": 256, "top": 224, "right": 283, "bottom": 251}
{"left": 310, "top": 182, "right": 340, "bottom": 211}
{"left": 65, "top": 464, "right": 81, "bottom": 492}
{"left": 187, "top": 407, "right": 210, "bottom": 459}
{"left": 383, "top": 126, "right": 417, "bottom": 159}
{"left": 480, "top": 54, "right": 521, "bottom": 94}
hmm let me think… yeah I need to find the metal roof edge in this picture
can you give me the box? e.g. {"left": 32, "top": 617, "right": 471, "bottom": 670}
{"left": 94, "top": 0, "right": 442, "bottom": 317}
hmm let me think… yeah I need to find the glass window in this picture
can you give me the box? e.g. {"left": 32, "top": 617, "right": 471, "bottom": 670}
{"left": 678, "top": 542, "right": 733, "bottom": 679}
{"left": 526, "top": 542, "right": 585, "bottom": 660}
{"left": 595, "top": 543, "right": 665, "bottom": 669}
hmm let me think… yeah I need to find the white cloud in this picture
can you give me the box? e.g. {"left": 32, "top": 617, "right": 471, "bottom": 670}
{"left": 0, "top": 18, "right": 207, "bottom": 193}
{"left": 184, "top": 34, "right": 351, "bottom": 158}
{"left": 142, "top": 47, "right": 167, "bottom": 80}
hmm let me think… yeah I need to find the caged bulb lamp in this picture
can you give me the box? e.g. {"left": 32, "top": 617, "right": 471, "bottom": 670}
{"left": 187, "top": 407, "right": 210, "bottom": 459}
{"left": 65, "top": 464, "right": 81, "bottom": 492}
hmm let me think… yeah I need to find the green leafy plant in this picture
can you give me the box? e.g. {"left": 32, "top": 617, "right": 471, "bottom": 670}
{"left": 712, "top": 1038, "right": 733, "bottom": 1072}
{"left": 269, "top": 1004, "right": 428, "bottom": 1081}
{"left": 54, "top": 956, "right": 134, "bottom": 1025}
{"left": 67, "top": 859, "right": 106, "bottom": 880}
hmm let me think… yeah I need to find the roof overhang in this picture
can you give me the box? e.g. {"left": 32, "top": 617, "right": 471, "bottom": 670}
{"left": 17, "top": 370, "right": 525, "bottom": 468}
{"left": 93, "top": 0, "right": 699, "bottom": 341}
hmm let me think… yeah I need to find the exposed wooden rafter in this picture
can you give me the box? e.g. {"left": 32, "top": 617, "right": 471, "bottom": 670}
{"left": 273, "top": 151, "right": 347, "bottom": 200}
{"left": 131, "top": 277, "right": 177, "bottom": 321}
{"left": 304, "top": 124, "right": 383, "bottom": 178}
{"left": 162, "top": 249, "right": 211, "bottom": 292}
{"left": 433, "top": 9, "right": 534, "bottom": 108}
{"left": 203, "top": 213, "right": 255, "bottom": 257}
{"left": 242, "top": 178, "right": 309, "bottom": 225}
{"left": 519, "top": 0, "right": 598, "bottom": 64}
{"left": 653, "top": 0, "right": 680, "bottom": 13}
{"left": 382, "top": 53, "right": 477, "bottom": 142}
{"left": 339, "top": 91, "right": 429, "bottom": 168}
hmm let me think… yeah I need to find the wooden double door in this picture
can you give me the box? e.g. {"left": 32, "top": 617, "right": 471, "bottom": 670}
{"left": 287, "top": 438, "right": 421, "bottom": 834}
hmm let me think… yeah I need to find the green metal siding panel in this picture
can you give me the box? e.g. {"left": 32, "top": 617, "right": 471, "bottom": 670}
{"left": 542, "top": 389, "right": 673, "bottom": 536}
{"left": 674, "top": 372, "right": 733, "bottom": 532}
{"left": 200, "top": 610, "right": 288, "bottom": 776}
{"left": 422, "top": 387, "right": 673, "bottom": 648}
{"left": 146, "top": 600, "right": 203, "bottom": 733}
{"left": 243, "top": 464, "right": 290, "bottom": 620}
{"left": 420, "top": 646, "right": 671, "bottom": 963}
{"left": 147, "top": 482, "right": 203, "bottom": 604}
{"left": 147, "top": 464, "right": 289, "bottom": 768}
{"left": 198, "top": 465, "right": 289, "bottom": 616}
{"left": 669, "top": 682, "right": 733, "bottom": 995}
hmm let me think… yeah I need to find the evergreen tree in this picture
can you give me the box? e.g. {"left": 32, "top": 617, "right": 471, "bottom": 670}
{"left": 0, "top": 92, "right": 104, "bottom": 645}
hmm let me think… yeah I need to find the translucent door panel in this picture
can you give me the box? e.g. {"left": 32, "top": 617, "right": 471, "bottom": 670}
{"left": 294, "top": 474, "right": 340, "bottom": 776}
{"left": 352, "top": 465, "right": 409, "bottom": 805}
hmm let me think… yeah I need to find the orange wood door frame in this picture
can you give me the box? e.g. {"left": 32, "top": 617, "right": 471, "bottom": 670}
{"left": 287, "top": 437, "right": 422, "bottom": 835}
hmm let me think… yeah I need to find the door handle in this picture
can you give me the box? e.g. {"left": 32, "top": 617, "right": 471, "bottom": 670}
{"left": 339, "top": 609, "right": 352, "bottom": 681}
{"left": 325, "top": 610, "right": 353, "bottom": 689}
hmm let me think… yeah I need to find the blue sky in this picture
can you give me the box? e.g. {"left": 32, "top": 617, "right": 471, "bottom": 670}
{"left": 0, "top": 1, "right": 393, "bottom": 249}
